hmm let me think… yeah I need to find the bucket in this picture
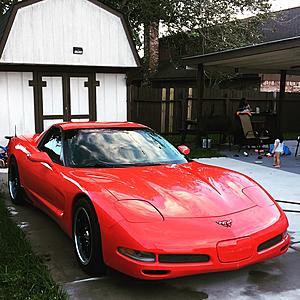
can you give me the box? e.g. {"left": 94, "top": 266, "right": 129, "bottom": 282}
{"left": 202, "top": 138, "right": 212, "bottom": 149}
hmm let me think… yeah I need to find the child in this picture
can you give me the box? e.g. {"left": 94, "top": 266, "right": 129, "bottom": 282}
{"left": 272, "top": 136, "right": 284, "bottom": 168}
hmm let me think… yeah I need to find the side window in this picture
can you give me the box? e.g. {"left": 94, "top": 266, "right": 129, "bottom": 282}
{"left": 39, "top": 128, "right": 63, "bottom": 164}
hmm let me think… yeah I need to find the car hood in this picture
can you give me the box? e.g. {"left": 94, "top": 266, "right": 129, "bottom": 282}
{"left": 72, "top": 161, "right": 258, "bottom": 218}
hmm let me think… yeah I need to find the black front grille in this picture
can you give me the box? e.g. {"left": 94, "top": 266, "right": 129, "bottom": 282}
{"left": 158, "top": 254, "right": 210, "bottom": 263}
{"left": 257, "top": 234, "right": 283, "bottom": 252}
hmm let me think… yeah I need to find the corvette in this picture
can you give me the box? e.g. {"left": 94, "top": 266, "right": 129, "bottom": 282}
{"left": 7, "top": 122, "right": 289, "bottom": 280}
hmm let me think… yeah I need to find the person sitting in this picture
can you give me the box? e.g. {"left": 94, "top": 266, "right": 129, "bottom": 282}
{"left": 237, "top": 98, "right": 252, "bottom": 116}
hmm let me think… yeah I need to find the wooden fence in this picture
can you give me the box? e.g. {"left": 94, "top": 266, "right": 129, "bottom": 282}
{"left": 129, "top": 86, "right": 300, "bottom": 135}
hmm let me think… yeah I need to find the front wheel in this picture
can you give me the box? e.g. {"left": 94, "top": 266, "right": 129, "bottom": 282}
{"left": 73, "top": 197, "right": 106, "bottom": 276}
{"left": 8, "top": 157, "right": 24, "bottom": 205}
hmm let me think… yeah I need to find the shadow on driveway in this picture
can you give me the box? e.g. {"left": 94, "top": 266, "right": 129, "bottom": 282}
{"left": 4, "top": 195, "right": 300, "bottom": 300}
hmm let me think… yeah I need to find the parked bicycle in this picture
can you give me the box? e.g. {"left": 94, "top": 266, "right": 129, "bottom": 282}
{"left": 0, "top": 145, "right": 8, "bottom": 168}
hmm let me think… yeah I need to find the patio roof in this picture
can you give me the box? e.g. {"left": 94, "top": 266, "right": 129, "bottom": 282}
{"left": 182, "top": 36, "right": 300, "bottom": 74}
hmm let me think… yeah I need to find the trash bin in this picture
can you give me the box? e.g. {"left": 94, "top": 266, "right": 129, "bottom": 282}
{"left": 202, "top": 138, "right": 212, "bottom": 149}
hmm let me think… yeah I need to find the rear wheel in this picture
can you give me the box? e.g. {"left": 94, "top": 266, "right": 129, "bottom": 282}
{"left": 73, "top": 197, "right": 106, "bottom": 275}
{"left": 8, "top": 157, "right": 24, "bottom": 205}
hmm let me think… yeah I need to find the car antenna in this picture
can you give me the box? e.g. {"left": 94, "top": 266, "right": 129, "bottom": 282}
{"left": 14, "top": 125, "right": 17, "bottom": 137}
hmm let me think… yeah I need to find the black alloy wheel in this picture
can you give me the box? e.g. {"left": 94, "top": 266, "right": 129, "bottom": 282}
{"left": 8, "top": 157, "right": 24, "bottom": 205}
{"left": 73, "top": 197, "right": 106, "bottom": 275}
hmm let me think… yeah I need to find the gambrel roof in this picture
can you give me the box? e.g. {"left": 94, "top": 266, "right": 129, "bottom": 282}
{"left": 0, "top": 0, "right": 140, "bottom": 67}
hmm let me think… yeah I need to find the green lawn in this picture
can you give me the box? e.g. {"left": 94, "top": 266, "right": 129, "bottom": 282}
{"left": 165, "top": 134, "right": 223, "bottom": 159}
{"left": 0, "top": 194, "right": 67, "bottom": 300}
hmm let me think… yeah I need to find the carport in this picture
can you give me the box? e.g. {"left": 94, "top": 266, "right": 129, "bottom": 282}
{"left": 182, "top": 36, "right": 300, "bottom": 134}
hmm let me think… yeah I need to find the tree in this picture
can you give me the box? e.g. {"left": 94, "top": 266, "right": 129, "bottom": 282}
{"left": 0, "top": 0, "right": 17, "bottom": 14}
{"left": 102, "top": 0, "right": 272, "bottom": 75}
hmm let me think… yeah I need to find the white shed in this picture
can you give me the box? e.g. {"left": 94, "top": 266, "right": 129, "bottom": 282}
{"left": 0, "top": 0, "right": 140, "bottom": 145}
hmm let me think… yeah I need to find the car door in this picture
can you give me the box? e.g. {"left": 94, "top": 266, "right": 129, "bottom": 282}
{"left": 26, "top": 127, "right": 66, "bottom": 219}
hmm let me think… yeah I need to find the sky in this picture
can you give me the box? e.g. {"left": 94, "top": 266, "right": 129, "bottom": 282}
{"left": 272, "top": 0, "right": 299, "bottom": 11}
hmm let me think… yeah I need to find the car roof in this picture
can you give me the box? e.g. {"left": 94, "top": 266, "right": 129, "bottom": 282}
{"left": 56, "top": 121, "right": 149, "bottom": 130}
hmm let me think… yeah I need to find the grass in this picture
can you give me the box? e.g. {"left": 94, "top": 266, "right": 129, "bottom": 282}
{"left": 165, "top": 134, "right": 223, "bottom": 159}
{"left": 0, "top": 194, "right": 67, "bottom": 300}
{"left": 283, "top": 132, "right": 300, "bottom": 140}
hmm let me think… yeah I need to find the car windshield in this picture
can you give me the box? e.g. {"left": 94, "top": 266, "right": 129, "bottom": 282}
{"left": 64, "top": 128, "right": 188, "bottom": 168}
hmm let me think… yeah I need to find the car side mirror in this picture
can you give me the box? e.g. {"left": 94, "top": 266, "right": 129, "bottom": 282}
{"left": 27, "top": 152, "right": 54, "bottom": 167}
{"left": 177, "top": 145, "right": 190, "bottom": 155}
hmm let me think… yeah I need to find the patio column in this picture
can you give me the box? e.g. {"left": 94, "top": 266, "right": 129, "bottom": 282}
{"left": 196, "top": 63, "right": 204, "bottom": 142}
{"left": 278, "top": 70, "right": 287, "bottom": 134}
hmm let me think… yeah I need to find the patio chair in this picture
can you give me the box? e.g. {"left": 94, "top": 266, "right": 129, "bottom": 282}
{"left": 295, "top": 136, "right": 300, "bottom": 157}
{"left": 237, "top": 113, "right": 272, "bottom": 150}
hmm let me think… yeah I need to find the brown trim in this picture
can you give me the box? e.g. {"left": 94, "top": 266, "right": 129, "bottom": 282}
{"left": 63, "top": 73, "right": 70, "bottom": 121}
{"left": 67, "top": 73, "right": 97, "bottom": 121}
{"left": 29, "top": 71, "right": 44, "bottom": 133}
{"left": 87, "top": 73, "right": 98, "bottom": 121}
{"left": 0, "top": 0, "right": 141, "bottom": 66}
{"left": 43, "top": 115, "right": 64, "bottom": 120}
{"left": 0, "top": 64, "right": 138, "bottom": 73}
{"left": 43, "top": 114, "right": 90, "bottom": 120}
{"left": 70, "top": 115, "right": 90, "bottom": 119}
{"left": 36, "top": 72, "right": 98, "bottom": 131}
{"left": 126, "top": 81, "right": 132, "bottom": 121}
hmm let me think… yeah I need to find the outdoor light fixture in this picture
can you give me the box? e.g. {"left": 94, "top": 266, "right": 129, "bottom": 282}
{"left": 73, "top": 47, "right": 83, "bottom": 55}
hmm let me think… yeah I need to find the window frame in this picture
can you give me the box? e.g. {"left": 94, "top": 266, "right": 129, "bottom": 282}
{"left": 37, "top": 126, "right": 65, "bottom": 166}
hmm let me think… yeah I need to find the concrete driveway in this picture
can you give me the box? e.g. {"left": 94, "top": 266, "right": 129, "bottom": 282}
{"left": 2, "top": 157, "right": 300, "bottom": 300}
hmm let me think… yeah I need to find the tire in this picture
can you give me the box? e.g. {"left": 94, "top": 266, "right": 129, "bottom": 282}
{"left": 73, "top": 197, "right": 106, "bottom": 276}
{"left": 8, "top": 157, "right": 25, "bottom": 205}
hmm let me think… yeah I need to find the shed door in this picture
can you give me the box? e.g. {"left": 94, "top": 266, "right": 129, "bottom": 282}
{"left": 42, "top": 76, "right": 64, "bottom": 129}
{"left": 34, "top": 73, "right": 98, "bottom": 131}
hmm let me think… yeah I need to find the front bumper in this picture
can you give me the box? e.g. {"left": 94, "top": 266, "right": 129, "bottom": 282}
{"left": 102, "top": 205, "right": 289, "bottom": 280}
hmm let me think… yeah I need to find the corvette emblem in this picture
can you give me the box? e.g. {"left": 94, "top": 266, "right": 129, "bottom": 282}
{"left": 216, "top": 220, "right": 232, "bottom": 228}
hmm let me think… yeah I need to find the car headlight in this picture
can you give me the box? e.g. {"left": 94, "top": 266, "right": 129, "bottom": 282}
{"left": 115, "top": 200, "right": 163, "bottom": 223}
{"left": 118, "top": 247, "right": 156, "bottom": 262}
{"left": 242, "top": 186, "right": 275, "bottom": 207}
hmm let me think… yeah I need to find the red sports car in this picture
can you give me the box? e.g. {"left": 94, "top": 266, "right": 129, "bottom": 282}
{"left": 7, "top": 122, "right": 289, "bottom": 280}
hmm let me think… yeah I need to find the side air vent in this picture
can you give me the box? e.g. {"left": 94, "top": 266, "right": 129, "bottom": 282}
{"left": 257, "top": 234, "right": 282, "bottom": 252}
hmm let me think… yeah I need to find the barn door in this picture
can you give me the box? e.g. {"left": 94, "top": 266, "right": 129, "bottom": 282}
{"left": 67, "top": 74, "right": 98, "bottom": 123}
{"left": 41, "top": 75, "right": 65, "bottom": 129}
{"left": 33, "top": 73, "right": 98, "bottom": 131}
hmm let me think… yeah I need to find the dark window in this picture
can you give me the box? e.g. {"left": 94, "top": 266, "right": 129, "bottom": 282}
{"left": 64, "top": 128, "right": 188, "bottom": 168}
{"left": 39, "top": 127, "right": 63, "bottom": 165}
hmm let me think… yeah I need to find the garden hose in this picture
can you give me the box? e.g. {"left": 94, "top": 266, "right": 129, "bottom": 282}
{"left": 276, "top": 200, "right": 300, "bottom": 214}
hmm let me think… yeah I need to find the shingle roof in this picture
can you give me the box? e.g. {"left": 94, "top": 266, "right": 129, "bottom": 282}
{"left": 263, "top": 6, "right": 300, "bottom": 42}
{"left": 0, "top": 6, "right": 13, "bottom": 42}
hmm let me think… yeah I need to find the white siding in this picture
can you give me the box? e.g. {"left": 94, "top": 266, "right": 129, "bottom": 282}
{"left": 70, "top": 77, "right": 89, "bottom": 115}
{"left": 1, "top": 0, "right": 137, "bottom": 67}
{"left": 0, "top": 72, "right": 35, "bottom": 146}
{"left": 42, "top": 76, "right": 63, "bottom": 115}
{"left": 96, "top": 73, "right": 127, "bottom": 122}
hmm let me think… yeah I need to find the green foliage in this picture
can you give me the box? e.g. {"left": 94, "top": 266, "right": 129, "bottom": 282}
{"left": 0, "top": 195, "right": 67, "bottom": 300}
{"left": 0, "top": 0, "right": 17, "bottom": 14}
{"left": 102, "top": 0, "right": 272, "bottom": 53}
